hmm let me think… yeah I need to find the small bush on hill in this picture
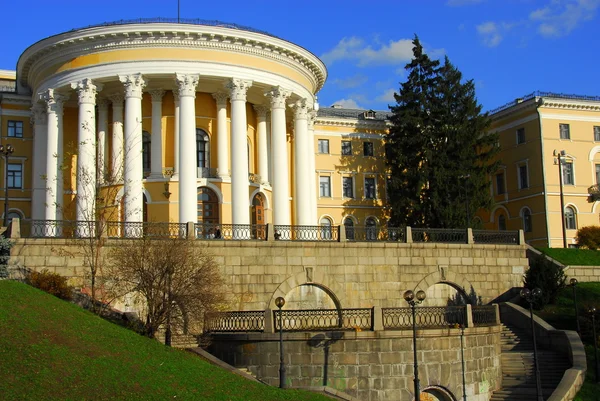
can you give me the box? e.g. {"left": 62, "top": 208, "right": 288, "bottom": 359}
{"left": 0, "top": 235, "right": 12, "bottom": 279}
{"left": 26, "top": 269, "right": 72, "bottom": 301}
{"left": 576, "top": 226, "right": 600, "bottom": 250}
{"left": 523, "top": 254, "right": 566, "bottom": 309}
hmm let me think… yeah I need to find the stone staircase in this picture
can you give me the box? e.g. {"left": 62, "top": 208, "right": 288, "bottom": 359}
{"left": 155, "top": 333, "right": 199, "bottom": 348}
{"left": 490, "top": 323, "right": 571, "bottom": 401}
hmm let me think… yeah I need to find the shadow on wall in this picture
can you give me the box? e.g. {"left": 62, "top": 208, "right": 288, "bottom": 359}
{"left": 307, "top": 331, "right": 345, "bottom": 387}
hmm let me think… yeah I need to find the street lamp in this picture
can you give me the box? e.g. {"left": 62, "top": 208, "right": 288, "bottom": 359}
{"left": 554, "top": 150, "right": 568, "bottom": 248}
{"left": 275, "top": 296, "right": 286, "bottom": 389}
{"left": 589, "top": 307, "right": 600, "bottom": 383}
{"left": 570, "top": 278, "right": 581, "bottom": 334}
{"left": 521, "top": 287, "right": 543, "bottom": 401}
{"left": 459, "top": 324, "right": 467, "bottom": 401}
{"left": 0, "top": 144, "right": 15, "bottom": 227}
{"left": 404, "top": 289, "right": 427, "bottom": 401}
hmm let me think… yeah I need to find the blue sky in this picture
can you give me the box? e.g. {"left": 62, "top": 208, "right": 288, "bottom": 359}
{"left": 1, "top": 0, "right": 599, "bottom": 112}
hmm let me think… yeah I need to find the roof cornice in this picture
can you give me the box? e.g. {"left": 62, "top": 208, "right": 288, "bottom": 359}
{"left": 315, "top": 116, "right": 390, "bottom": 130}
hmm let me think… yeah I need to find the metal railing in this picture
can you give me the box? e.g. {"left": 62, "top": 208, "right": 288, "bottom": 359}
{"left": 204, "top": 311, "right": 265, "bottom": 333}
{"left": 274, "top": 308, "right": 372, "bottom": 332}
{"left": 106, "top": 222, "right": 187, "bottom": 239}
{"left": 345, "top": 226, "right": 404, "bottom": 242}
{"left": 382, "top": 306, "right": 467, "bottom": 329}
{"left": 20, "top": 219, "right": 100, "bottom": 238}
{"left": 412, "top": 228, "right": 467, "bottom": 243}
{"left": 473, "top": 230, "right": 519, "bottom": 245}
{"left": 198, "top": 167, "right": 218, "bottom": 179}
{"left": 489, "top": 91, "right": 600, "bottom": 115}
{"left": 472, "top": 305, "right": 497, "bottom": 326}
{"left": 195, "top": 223, "right": 266, "bottom": 240}
{"left": 273, "top": 225, "right": 339, "bottom": 241}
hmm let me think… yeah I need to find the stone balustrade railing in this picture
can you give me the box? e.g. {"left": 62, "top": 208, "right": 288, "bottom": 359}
{"left": 10, "top": 219, "right": 525, "bottom": 245}
{"left": 204, "top": 304, "right": 500, "bottom": 334}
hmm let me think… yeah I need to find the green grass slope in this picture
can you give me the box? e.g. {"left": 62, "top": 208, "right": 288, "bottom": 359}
{"left": 0, "top": 281, "right": 331, "bottom": 401}
{"left": 538, "top": 247, "right": 600, "bottom": 266}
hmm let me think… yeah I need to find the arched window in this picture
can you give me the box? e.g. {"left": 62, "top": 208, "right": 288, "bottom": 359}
{"left": 522, "top": 208, "right": 532, "bottom": 233}
{"left": 142, "top": 131, "right": 151, "bottom": 173}
{"left": 498, "top": 215, "right": 506, "bottom": 231}
{"left": 197, "top": 187, "right": 219, "bottom": 225}
{"left": 320, "top": 217, "right": 332, "bottom": 240}
{"left": 565, "top": 206, "right": 577, "bottom": 230}
{"left": 196, "top": 129, "right": 209, "bottom": 169}
{"left": 365, "top": 217, "right": 378, "bottom": 240}
{"left": 344, "top": 217, "right": 355, "bottom": 240}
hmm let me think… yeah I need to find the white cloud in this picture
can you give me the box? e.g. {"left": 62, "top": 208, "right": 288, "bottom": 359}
{"left": 476, "top": 21, "right": 504, "bottom": 47}
{"left": 321, "top": 37, "right": 443, "bottom": 67}
{"left": 375, "top": 89, "right": 397, "bottom": 103}
{"left": 529, "top": 0, "right": 600, "bottom": 37}
{"left": 447, "top": 0, "right": 484, "bottom": 6}
{"left": 332, "top": 74, "right": 369, "bottom": 89}
{"left": 331, "top": 98, "right": 363, "bottom": 109}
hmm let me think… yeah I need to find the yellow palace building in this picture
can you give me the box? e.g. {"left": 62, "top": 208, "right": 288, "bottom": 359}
{"left": 0, "top": 19, "right": 389, "bottom": 232}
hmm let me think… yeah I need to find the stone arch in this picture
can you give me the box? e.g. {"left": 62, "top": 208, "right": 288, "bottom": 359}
{"left": 267, "top": 269, "right": 346, "bottom": 310}
{"left": 249, "top": 188, "right": 271, "bottom": 211}
{"left": 422, "top": 385, "right": 457, "bottom": 401}
{"left": 490, "top": 204, "right": 510, "bottom": 223}
{"left": 414, "top": 270, "right": 475, "bottom": 303}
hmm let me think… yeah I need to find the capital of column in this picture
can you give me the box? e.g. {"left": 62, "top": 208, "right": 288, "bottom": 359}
{"left": 212, "top": 92, "right": 229, "bottom": 107}
{"left": 97, "top": 98, "right": 110, "bottom": 113}
{"left": 39, "top": 88, "right": 68, "bottom": 115}
{"left": 148, "top": 89, "right": 165, "bottom": 103}
{"left": 71, "top": 78, "right": 102, "bottom": 105}
{"left": 308, "top": 110, "right": 318, "bottom": 130}
{"left": 31, "top": 103, "right": 47, "bottom": 126}
{"left": 265, "top": 86, "right": 291, "bottom": 110}
{"left": 172, "top": 87, "right": 180, "bottom": 102}
{"left": 107, "top": 93, "right": 125, "bottom": 107}
{"left": 290, "top": 98, "right": 309, "bottom": 121}
{"left": 253, "top": 104, "right": 269, "bottom": 120}
{"left": 175, "top": 74, "right": 199, "bottom": 97}
{"left": 225, "top": 78, "right": 253, "bottom": 102}
{"left": 119, "top": 74, "right": 147, "bottom": 99}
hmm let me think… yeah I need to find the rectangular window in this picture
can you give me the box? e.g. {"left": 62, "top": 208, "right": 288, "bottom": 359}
{"left": 516, "top": 128, "right": 525, "bottom": 144}
{"left": 594, "top": 126, "right": 600, "bottom": 142}
{"left": 562, "top": 161, "right": 574, "bottom": 185}
{"left": 7, "top": 163, "right": 22, "bottom": 189}
{"left": 559, "top": 123, "right": 570, "bottom": 140}
{"left": 318, "top": 139, "right": 329, "bottom": 154}
{"left": 342, "top": 177, "right": 354, "bottom": 198}
{"left": 7, "top": 121, "right": 23, "bottom": 138}
{"left": 518, "top": 165, "right": 528, "bottom": 189}
{"left": 341, "top": 141, "right": 352, "bottom": 156}
{"left": 365, "top": 177, "right": 376, "bottom": 199}
{"left": 319, "top": 176, "right": 331, "bottom": 197}
{"left": 496, "top": 173, "right": 505, "bottom": 195}
{"left": 363, "top": 142, "right": 374, "bottom": 157}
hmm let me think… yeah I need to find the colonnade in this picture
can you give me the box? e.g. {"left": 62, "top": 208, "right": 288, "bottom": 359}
{"left": 30, "top": 74, "right": 318, "bottom": 227}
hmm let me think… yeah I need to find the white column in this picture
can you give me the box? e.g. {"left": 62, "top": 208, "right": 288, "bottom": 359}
{"left": 175, "top": 74, "right": 199, "bottom": 223}
{"left": 148, "top": 89, "right": 165, "bottom": 179}
{"left": 307, "top": 110, "right": 318, "bottom": 224}
{"left": 267, "top": 114, "right": 272, "bottom": 185}
{"left": 212, "top": 92, "right": 229, "bottom": 179}
{"left": 291, "top": 99, "right": 311, "bottom": 225}
{"left": 30, "top": 103, "right": 47, "bottom": 221}
{"left": 119, "top": 74, "right": 146, "bottom": 226}
{"left": 254, "top": 104, "right": 269, "bottom": 185}
{"left": 96, "top": 99, "right": 109, "bottom": 185}
{"left": 108, "top": 93, "right": 124, "bottom": 181}
{"left": 172, "top": 88, "right": 180, "bottom": 178}
{"left": 226, "top": 78, "right": 252, "bottom": 226}
{"left": 55, "top": 97, "right": 67, "bottom": 221}
{"left": 266, "top": 86, "right": 291, "bottom": 226}
{"left": 71, "top": 78, "right": 102, "bottom": 233}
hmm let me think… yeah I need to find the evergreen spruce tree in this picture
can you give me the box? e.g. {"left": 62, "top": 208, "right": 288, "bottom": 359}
{"left": 386, "top": 37, "right": 499, "bottom": 228}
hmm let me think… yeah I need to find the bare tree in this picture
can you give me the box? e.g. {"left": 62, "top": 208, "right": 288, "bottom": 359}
{"left": 106, "top": 237, "right": 227, "bottom": 343}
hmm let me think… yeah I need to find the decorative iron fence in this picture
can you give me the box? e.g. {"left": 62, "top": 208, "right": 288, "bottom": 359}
{"left": 198, "top": 167, "right": 218, "bottom": 179}
{"left": 345, "top": 226, "right": 405, "bottom": 242}
{"left": 21, "top": 219, "right": 100, "bottom": 238}
{"left": 382, "top": 306, "right": 467, "bottom": 329}
{"left": 274, "top": 308, "right": 372, "bottom": 332}
{"left": 195, "top": 223, "right": 266, "bottom": 240}
{"left": 273, "top": 225, "right": 339, "bottom": 241}
{"left": 412, "top": 228, "right": 467, "bottom": 243}
{"left": 106, "top": 221, "right": 187, "bottom": 239}
{"left": 472, "top": 305, "right": 497, "bottom": 326}
{"left": 204, "top": 311, "right": 265, "bottom": 333}
{"left": 472, "top": 230, "right": 519, "bottom": 245}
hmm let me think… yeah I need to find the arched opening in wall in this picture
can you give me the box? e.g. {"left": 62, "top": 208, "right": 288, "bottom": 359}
{"left": 282, "top": 284, "right": 339, "bottom": 310}
{"left": 142, "top": 130, "right": 151, "bottom": 176}
{"left": 319, "top": 217, "right": 333, "bottom": 240}
{"left": 251, "top": 193, "right": 264, "bottom": 225}
{"left": 343, "top": 217, "right": 355, "bottom": 240}
{"left": 422, "top": 386, "right": 457, "bottom": 401}
{"left": 424, "top": 282, "right": 472, "bottom": 307}
{"left": 197, "top": 187, "right": 219, "bottom": 224}
{"left": 365, "top": 216, "right": 378, "bottom": 240}
{"left": 196, "top": 129, "right": 210, "bottom": 177}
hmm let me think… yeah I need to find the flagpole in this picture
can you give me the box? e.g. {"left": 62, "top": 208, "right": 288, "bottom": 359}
{"left": 177, "top": 0, "right": 180, "bottom": 23}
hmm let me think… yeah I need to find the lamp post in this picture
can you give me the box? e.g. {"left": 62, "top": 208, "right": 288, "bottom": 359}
{"left": 0, "top": 144, "right": 15, "bottom": 227}
{"left": 275, "top": 296, "right": 286, "bottom": 389}
{"left": 589, "top": 307, "right": 600, "bottom": 383}
{"left": 459, "top": 174, "right": 471, "bottom": 229}
{"left": 404, "top": 289, "right": 427, "bottom": 401}
{"left": 460, "top": 324, "right": 467, "bottom": 401}
{"left": 554, "top": 150, "right": 568, "bottom": 248}
{"left": 521, "top": 287, "right": 543, "bottom": 401}
{"left": 570, "top": 278, "right": 581, "bottom": 335}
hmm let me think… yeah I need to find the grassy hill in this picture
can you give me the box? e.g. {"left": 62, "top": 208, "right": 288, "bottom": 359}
{"left": 0, "top": 280, "right": 332, "bottom": 401}
{"left": 538, "top": 247, "right": 600, "bottom": 266}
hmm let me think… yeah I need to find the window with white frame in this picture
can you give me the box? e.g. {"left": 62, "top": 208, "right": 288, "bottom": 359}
{"left": 365, "top": 217, "right": 378, "bottom": 240}
{"left": 7, "top": 120, "right": 23, "bottom": 138}
{"left": 518, "top": 164, "right": 528, "bottom": 189}
{"left": 516, "top": 128, "right": 525, "bottom": 145}
{"left": 7, "top": 163, "right": 22, "bottom": 189}
{"left": 562, "top": 160, "right": 574, "bottom": 185}
{"left": 320, "top": 217, "right": 332, "bottom": 239}
{"left": 559, "top": 123, "right": 570, "bottom": 140}
{"left": 319, "top": 176, "right": 331, "bottom": 197}
{"left": 496, "top": 172, "right": 505, "bottom": 195}
{"left": 565, "top": 206, "right": 577, "bottom": 230}
{"left": 318, "top": 139, "right": 329, "bottom": 154}
{"left": 342, "top": 176, "right": 354, "bottom": 198}
{"left": 594, "top": 126, "right": 600, "bottom": 142}
{"left": 196, "top": 129, "right": 210, "bottom": 168}
{"left": 364, "top": 177, "right": 376, "bottom": 199}
{"left": 343, "top": 217, "right": 355, "bottom": 240}
{"left": 341, "top": 141, "right": 352, "bottom": 156}
{"left": 522, "top": 208, "right": 532, "bottom": 233}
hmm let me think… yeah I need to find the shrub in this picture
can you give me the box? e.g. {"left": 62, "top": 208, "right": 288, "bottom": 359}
{"left": 25, "top": 269, "right": 73, "bottom": 301}
{"left": 576, "top": 226, "right": 600, "bottom": 250}
{"left": 523, "top": 254, "right": 566, "bottom": 309}
{"left": 0, "top": 235, "right": 13, "bottom": 279}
